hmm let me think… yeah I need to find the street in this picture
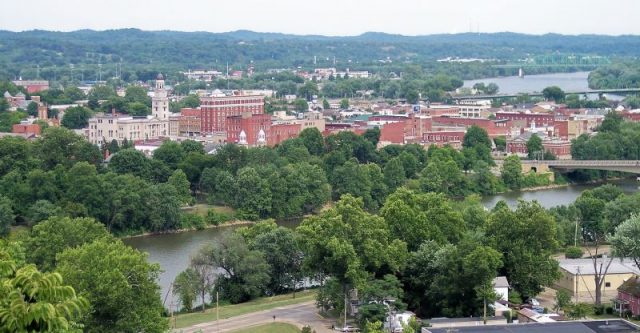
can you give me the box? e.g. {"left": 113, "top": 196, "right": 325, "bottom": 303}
{"left": 175, "top": 301, "right": 335, "bottom": 333}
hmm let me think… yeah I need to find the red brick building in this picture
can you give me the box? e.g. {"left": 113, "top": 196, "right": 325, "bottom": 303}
{"left": 226, "top": 112, "right": 271, "bottom": 146}
{"left": 615, "top": 275, "right": 640, "bottom": 316}
{"left": 12, "top": 123, "right": 41, "bottom": 136}
{"left": 12, "top": 80, "right": 49, "bottom": 94}
{"left": 495, "top": 112, "right": 554, "bottom": 128}
{"left": 422, "top": 131, "right": 465, "bottom": 149}
{"left": 432, "top": 116, "right": 511, "bottom": 137}
{"left": 179, "top": 108, "right": 201, "bottom": 136}
{"left": 543, "top": 140, "right": 572, "bottom": 157}
{"left": 200, "top": 94, "right": 264, "bottom": 134}
{"left": 378, "top": 114, "right": 433, "bottom": 145}
{"left": 270, "top": 122, "right": 302, "bottom": 146}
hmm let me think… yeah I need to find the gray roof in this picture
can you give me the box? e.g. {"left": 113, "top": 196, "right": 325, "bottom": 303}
{"left": 559, "top": 258, "right": 640, "bottom": 275}
{"left": 424, "top": 320, "right": 640, "bottom": 333}
{"left": 493, "top": 276, "right": 509, "bottom": 288}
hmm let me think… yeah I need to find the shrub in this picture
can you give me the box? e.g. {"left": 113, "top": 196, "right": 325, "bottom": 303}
{"left": 565, "top": 246, "right": 584, "bottom": 259}
{"left": 205, "top": 209, "right": 232, "bottom": 226}
{"left": 593, "top": 305, "right": 605, "bottom": 315}
{"left": 509, "top": 290, "right": 523, "bottom": 304}
{"left": 605, "top": 306, "right": 614, "bottom": 315}
{"left": 181, "top": 213, "right": 206, "bottom": 230}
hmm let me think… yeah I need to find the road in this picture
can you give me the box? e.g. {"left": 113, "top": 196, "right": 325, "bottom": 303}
{"left": 175, "top": 301, "right": 335, "bottom": 333}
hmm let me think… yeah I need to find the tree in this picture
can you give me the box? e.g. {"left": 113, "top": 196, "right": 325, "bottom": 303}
{"left": 610, "top": 214, "right": 640, "bottom": 269}
{"left": 554, "top": 289, "right": 572, "bottom": 312}
{"left": 125, "top": 102, "right": 149, "bottom": 116}
{"left": 542, "top": 86, "right": 565, "bottom": 102}
{"left": 235, "top": 167, "right": 272, "bottom": 219}
{"left": 340, "top": 98, "right": 350, "bottom": 109}
{"left": 153, "top": 140, "right": 184, "bottom": 169}
{"left": 380, "top": 188, "right": 464, "bottom": 251}
{"left": 383, "top": 157, "right": 405, "bottom": 192}
{"left": 168, "top": 169, "right": 192, "bottom": 205}
{"left": 27, "top": 101, "right": 39, "bottom": 116}
{"left": 57, "top": 239, "right": 168, "bottom": 333}
{"left": 526, "top": 134, "right": 544, "bottom": 160}
{"left": 181, "top": 140, "right": 205, "bottom": 155}
{"left": 293, "top": 98, "right": 309, "bottom": 112}
{"left": 195, "top": 232, "right": 270, "bottom": 303}
{"left": 26, "top": 200, "right": 63, "bottom": 226}
{"left": 599, "top": 111, "right": 623, "bottom": 133}
{"left": 501, "top": 155, "right": 523, "bottom": 190}
{"left": 252, "top": 226, "right": 304, "bottom": 294}
{"left": 0, "top": 248, "right": 88, "bottom": 332}
{"left": 299, "top": 127, "right": 324, "bottom": 156}
{"left": 487, "top": 201, "right": 560, "bottom": 298}
{"left": 322, "top": 98, "right": 330, "bottom": 110}
{"left": 463, "top": 125, "right": 492, "bottom": 150}
{"left": 485, "top": 83, "right": 499, "bottom": 95}
{"left": 24, "top": 216, "right": 111, "bottom": 272}
{"left": 173, "top": 268, "right": 200, "bottom": 312}
{"left": 108, "top": 148, "right": 151, "bottom": 179}
{"left": 0, "top": 196, "right": 13, "bottom": 237}
{"left": 60, "top": 106, "right": 92, "bottom": 129}
{"left": 298, "top": 81, "right": 319, "bottom": 101}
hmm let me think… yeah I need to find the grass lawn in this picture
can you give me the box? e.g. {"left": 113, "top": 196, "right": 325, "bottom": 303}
{"left": 182, "top": 204, "right": 235, "bottom": 216}
{"left": 174, "top": 290, "right": 316, "bottom": 328}
{"left": 228, "top": 322, "right": 300, "bottom": 333}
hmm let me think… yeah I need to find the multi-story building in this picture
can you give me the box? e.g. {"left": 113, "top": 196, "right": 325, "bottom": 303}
{"left": 86, "top": 74, "right": 169, "bottom": 144}
{"left": 178, "top": 108, "right": 201, "bottom": 136}
{"left": 495, "top": 111, "right": 555, "bottom": 128}
{"left": 226, "top": 112, "right": 271, "bottom": 146}
{"left": 12, "top": 80, "right": 49, "bottom": 94}
{"left": 200, "top": 94, "right": 265, "bottom": 134}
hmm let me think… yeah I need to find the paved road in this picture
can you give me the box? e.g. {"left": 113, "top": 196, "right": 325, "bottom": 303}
{"left": 175, "top": 301, "right": 335, "bottom": 333}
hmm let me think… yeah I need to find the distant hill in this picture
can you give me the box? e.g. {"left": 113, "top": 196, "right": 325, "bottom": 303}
{"left": 0, "top": 29, "right": 638, "bottom": 81}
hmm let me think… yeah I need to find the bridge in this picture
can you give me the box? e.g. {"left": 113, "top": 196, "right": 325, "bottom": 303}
{"left": 452, "top": 88, "right": 640, "bottom": 100}
{"left": 490, "top": 55, "right": 612, "bottom": 70}
{"left": 521, "top": 160, "right": 640, "bottom": 174}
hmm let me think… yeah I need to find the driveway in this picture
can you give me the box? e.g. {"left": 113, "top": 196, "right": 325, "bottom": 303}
{"left": 175, "top": 301, "right": 335, "bottom": 333}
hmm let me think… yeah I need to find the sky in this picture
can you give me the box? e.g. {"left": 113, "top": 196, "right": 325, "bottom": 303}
{"left": 1, "top": 0, "right": 638, "bottom": 36}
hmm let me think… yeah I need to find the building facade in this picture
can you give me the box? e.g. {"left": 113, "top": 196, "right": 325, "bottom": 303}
{"left": 86, "top": 74, "right": 169, "bottom": 144}
{"left": 200, "top": 94, "right": 265, "bottom": 134}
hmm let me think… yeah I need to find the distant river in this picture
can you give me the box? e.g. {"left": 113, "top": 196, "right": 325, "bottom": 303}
{"left": 463, "top": 71, "right": 592, "bottom": 94}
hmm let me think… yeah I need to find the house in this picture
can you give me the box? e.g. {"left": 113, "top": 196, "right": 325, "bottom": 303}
{"left": 493, "top": 276, "right": 509, "bottom": 302}
{"left": 554, "top": 258, "right": 640, "bottom": 303}
{"left": 614, "top": 275, "right": 640, "bottom": 316}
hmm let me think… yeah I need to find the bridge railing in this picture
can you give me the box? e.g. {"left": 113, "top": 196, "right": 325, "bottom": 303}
{"left": 521, "top": 160, "right": 640, "bottom": 166}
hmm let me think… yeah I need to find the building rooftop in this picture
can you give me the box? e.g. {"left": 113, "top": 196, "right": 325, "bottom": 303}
{"left": 493, "top": 276, "right": 510, "bottom": 288}
{"left": 424, "top": 320, "right": 640, "bottom": 333}
{"left": 559, "top": 258, "right": 640, "bottom": 275}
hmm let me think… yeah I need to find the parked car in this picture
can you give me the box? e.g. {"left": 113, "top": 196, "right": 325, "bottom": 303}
{"left": 340, "top": 326, "right": 360, "bottom": 332}
{"left": 527, "top": 298, "right": 540, "bottom": 306}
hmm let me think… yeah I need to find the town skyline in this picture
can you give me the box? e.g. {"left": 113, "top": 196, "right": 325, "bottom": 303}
{"left": 1, "top": 0, "right": 639, "bottom": 36}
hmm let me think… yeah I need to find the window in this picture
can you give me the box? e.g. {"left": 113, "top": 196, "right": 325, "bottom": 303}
{"left": 605, "top": 282, "right": 611, "bottom": 288}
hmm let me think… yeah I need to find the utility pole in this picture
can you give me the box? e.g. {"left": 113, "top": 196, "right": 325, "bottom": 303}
{"left": 216, "top": 291, "right": 219, "bottom": 332}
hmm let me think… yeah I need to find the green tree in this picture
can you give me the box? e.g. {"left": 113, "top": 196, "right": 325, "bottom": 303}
{"left": 196, "top": 232, "right": 270, "bottom": 303}
{"left": 487, "top": 201, "right": 560, "bottom": 298}
{"left": 57, "top": 239, "right": 168, "bottom": 333}
{"left": 108, "top": 148, "right": 151, "bottom": 179}
{"left": 298, "top": 81, "right": 319, "bottom": 101}
{"left": 26, "top": 200, "right": 63, "bottom": 226}
{"left": 599, "top": 111, "right": 623, "bottom": 133}
{"left": 501, "top": 155, "right": 523, "bottom": 190}
{"left": 298, "top": 127, "right": 324, "bottom": 156}
{"left": 322, "top": 98, "right": 330, "bottom": 109}
{"left": 124, "top": 85, "right": 150, "bottom": 105}
{"left": 235, "top": 167, "right": 272, "bottom": 219}
{"left": 252, "top": 226, "right": 304, "bottom": 294}
{"left": 125, "top": 102, "right": 149, "bottom": 116}
{"left": 168, "top": 169, "right": 192, "bottom": 205}
{"left": 526, "top": 134, "right": 544, "bottom": 160}
{"left": 0, "top": 248, "right": 88, "bottom": 332}
{"left": 339, "top": 98, "right": 350, "bottom": 109}
{"left": 554, "top": 289, "right": 572, "bottom": 312}
{"left": 542, "top": 86, "right": 565, "bottom": 102}
{"left": 463, "top": 125, "right": 492, "bottom": 150}
{"left": 153, "top": 140, "right": 184, "bottom": 169}
{"left": 293, "top": 98, "right": 309, "bottom": 112}
{"left": 61, "top": 106, "right": 93, "bottom": 129}
{"left": 24, "top": 216, "right": 111, "bottom": 272}
{"left": 173, "top": 268, "right": 200, "bottom": 312}
{"left": 383, "top": 157, "right": 406, "bottom": 192}
{"left": 610, "top": 214, "right": 640, "bottom": 269}
{"left": 0, "top": 196, "right": 13, "bottom": 237}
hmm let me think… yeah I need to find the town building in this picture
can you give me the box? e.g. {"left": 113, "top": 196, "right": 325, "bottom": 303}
{"left": 12, "top": 122, "right": 41, "bottom": 136}
{"left": 86, "top": 74, "right": 169, "bottom": 144}
{"left": 423, "top": 320, "right": 640, "bottom": 333}
{"left": 422, "top": 131, "right": 466, "bottom": 149}
{"left": 495, "top": 111, "right": 555, "bottom": 128}
{"left": 226, "top": 112, "right": 271, "bottom": 146}
{"left": 177, "top": 108, "right": 201, "bottom": 136}
{"left": 200, "top": 93, "right": 265, "bottom": 134}
{"left": 614, "top": 275, "right": 640, "bottom": 316}
{"left": 554, "top": 258, "right": 640, "bottom": 303}
{"left": 12, "top": 80, "right": 49, "bottom": 93}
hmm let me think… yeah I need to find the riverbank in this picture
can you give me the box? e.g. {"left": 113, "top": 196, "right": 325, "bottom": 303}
{"left": 120, "top": 220, "right": 255, "bottom": 239}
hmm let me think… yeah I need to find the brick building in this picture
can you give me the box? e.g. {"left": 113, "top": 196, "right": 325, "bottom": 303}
{"left": 12, "top": 123, "right": 41, "bottom": 136}
{"left": 495, "top": 112, "right": 554, "bottom": 128}
{"left": 200, "top": 94, "right": 264, "bottom": 134}
{"left": 226, "top": 112, "right": 271, "bottom": 146}
{"left": 377, "top": 114, "right": 433, "bottom": 145}
{"left": 270, "top": 122, "right": 302, "bottom": 146}
{"left": 12, "top": 80, "right": 49, "bottom": 94}
{"left": 432, "top": 116, "right": 511, "bottom": 137}
{"left": 178, "top": 108, "right": 201, "bottom": 136}
{"left": 422, "top": 131, "right": 466, "bottom": 149}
